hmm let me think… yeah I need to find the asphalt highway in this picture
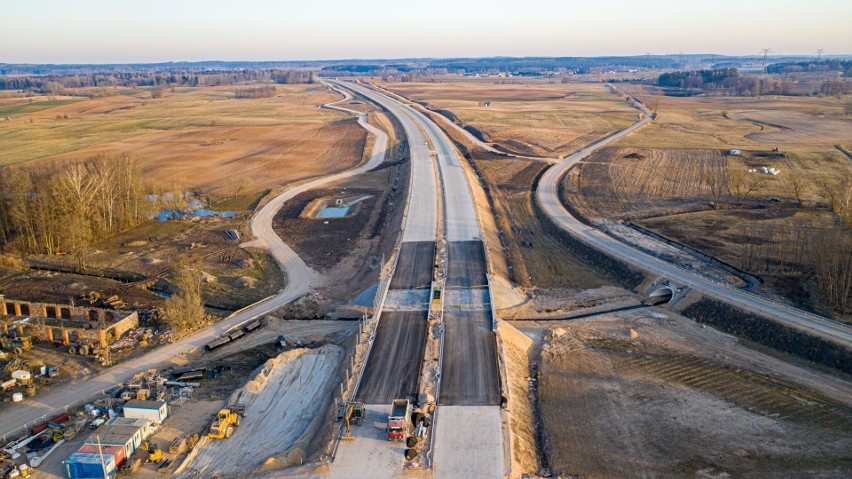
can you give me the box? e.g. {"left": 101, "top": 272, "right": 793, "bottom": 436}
{"left": 356, "top": 310, "right": 428, "bottom": 404}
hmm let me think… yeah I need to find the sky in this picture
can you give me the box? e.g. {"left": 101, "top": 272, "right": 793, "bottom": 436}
{"left": 1, "top": 0, "right": 850, "bottom": 64}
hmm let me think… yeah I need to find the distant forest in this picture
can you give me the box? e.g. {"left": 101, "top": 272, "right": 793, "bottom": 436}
{"left": 0, "top": 69, "right": 313, "bottom": 94}
{"left": 658, "top": 67, "right": 850, "bottom": 96}
{"left": 767, "top": 59, "right": 851, "bottom": 75}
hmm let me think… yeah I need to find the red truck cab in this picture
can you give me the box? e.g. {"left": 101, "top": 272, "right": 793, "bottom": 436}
{"left": 386, "top": 399, "right": 411, "bottom": 441}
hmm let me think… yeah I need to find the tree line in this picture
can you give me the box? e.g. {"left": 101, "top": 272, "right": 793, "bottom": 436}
{"left": 658, "top": 68, "right": 740, "bottom": 88}
{"left": 0, "top": 155, "right": 184, "bottom": 269}
{"left": 0, "top": 69, "right": 314, "bottom": 95}
{"left": 658, "top": 67, "right": 851, "bottom": 96}
{"left": 234, "top": 86, "right": 277, "bottom": 99}
{"left": 767, "top": 59, "right": 851, "bottom": 75}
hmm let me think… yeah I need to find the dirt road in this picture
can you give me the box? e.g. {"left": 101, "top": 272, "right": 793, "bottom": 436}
{"left": 535, "top": 95, "right": 852, "bottom": 345}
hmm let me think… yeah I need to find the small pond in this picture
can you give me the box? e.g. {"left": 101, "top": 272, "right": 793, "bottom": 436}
{"left": 317, "top": 205, "right": 351, "bottom": 218}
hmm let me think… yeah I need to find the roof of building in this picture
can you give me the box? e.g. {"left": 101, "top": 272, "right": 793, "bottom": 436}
{"left": 123, "top": 399, "right": 166, "bottom": 409}
{"left": 106, "top": 417, "right": 152, "bottom": 427}
{"left": 86, "top": 425, "right": 142, "bottom": 446}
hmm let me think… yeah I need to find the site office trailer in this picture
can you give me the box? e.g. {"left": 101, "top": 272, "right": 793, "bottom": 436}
{"left": 122, "top": 399, "right": 169, "bottom": 424}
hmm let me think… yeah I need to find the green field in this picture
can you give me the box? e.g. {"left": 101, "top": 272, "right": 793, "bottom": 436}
{"left": 0, "top": 99, "right": 83, "bottom": 117}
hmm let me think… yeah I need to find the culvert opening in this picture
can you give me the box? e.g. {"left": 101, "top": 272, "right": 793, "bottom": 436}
{"left": 648, "top": 287, "right": 674, "bottom": 305}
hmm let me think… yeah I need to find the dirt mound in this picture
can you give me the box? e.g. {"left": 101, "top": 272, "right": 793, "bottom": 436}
{"left": 175, "top": 344, "right": 343, "bottom": 478}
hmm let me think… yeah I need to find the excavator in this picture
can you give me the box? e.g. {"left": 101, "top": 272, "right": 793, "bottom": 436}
{"left": 339, "top": 402, "right": 365, "bottom": 441}
{"left": 142, "top": 440, "right": 162, "bottom": 463}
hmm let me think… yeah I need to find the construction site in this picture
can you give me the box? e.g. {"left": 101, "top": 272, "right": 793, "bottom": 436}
{"left": 0, "top": 63, "right": 850, "bottom": 479}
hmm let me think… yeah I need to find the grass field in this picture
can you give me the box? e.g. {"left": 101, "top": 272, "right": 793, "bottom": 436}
{"left": 0, "top": 98, "right": 84, "bottom": 117}
{"left": 0, "top": 84, "right": 365, "bottom": 196}
{"left": 382, "top": 79, "right": 637, "bottom": 157}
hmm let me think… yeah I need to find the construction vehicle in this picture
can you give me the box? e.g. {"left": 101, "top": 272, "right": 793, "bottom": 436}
{"left": 142, "top": 440, "right": 162, "bottom": 462}
{"left": 207, "top": 405, "right": 244, "bottom": 439}
{"left": 1, "top": 336, "right": 32, "bottom": 355}
{"left": 339, "top": 402, "right": 365, "bottom": 441}
{"left": 67, "top": 338, "right": 108, "bottom": 357}
{"left": 274, "top": 335, "right": 287, "bottom": 353}
{"left": 386, "top": 399, "right": 412, "bottom": 441}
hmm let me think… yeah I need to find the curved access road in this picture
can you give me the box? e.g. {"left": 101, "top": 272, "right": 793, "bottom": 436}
{"left": 536, "top": 98, "right": 852, "bottom": 345}
{"left": 0, "top": 83, "right": 391, "bottom": 441}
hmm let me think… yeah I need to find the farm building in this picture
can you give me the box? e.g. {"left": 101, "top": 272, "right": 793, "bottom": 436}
{"left": 0, "top": 294, "right": 139, "bottom": 347}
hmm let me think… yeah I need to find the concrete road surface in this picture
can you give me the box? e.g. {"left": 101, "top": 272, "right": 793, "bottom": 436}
{"left": 536, "top": 97, "right": 852, "bottom": 345}
{"left": 433, "top": 406, "right": 504, "bottom": 478}
{"left": 328, "top": 405, "right": 409, "bottom": 479}
{"left": 0, "top": 83, "right": 391, "bottom": 440}
{"left": 329, "top": 80, "right": 438, "bottom": 244}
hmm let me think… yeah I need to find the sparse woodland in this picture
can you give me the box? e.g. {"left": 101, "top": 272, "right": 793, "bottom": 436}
{"left": 0, "top": 155, "right": 185, "bottom": 268}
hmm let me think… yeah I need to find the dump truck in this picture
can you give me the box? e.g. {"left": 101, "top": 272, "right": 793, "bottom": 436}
{"left": 386, "top": 399, "right": 411, "bottom": 441}
{"left": 207, "top": 405, "right": 244, "bottom": 439}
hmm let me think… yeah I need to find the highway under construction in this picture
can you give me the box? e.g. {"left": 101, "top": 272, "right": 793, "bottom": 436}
{"left": 329, "top": 80, "right": 504, "bottom": 478}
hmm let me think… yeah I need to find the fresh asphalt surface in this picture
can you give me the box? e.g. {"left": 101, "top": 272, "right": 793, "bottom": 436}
{"left": 389, "top": 241, "right": 435, "bottom": 290}
{"left": 446, "top": 241, "right": 488, "bottom": 288}
{"left": 356, "top": 310, "right": 428, "bottom": 404}
{"left": 441, "top": 240, "right": 499, "bottom": 406}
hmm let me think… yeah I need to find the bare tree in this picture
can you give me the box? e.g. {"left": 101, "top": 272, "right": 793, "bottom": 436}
{"left": 786, "top": 175, "right": 812, "bottom": 206}
{"left": 703, "top": 170, "right": 726, "bottom": 205}
{"left": 160, "top": 268, "right": 207, "bottom": 337}
{"left": 727, "top": 169, "right": 765, "bottom": 205}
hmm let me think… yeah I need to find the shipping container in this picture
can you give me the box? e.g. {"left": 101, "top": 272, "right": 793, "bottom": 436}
{"left": 64, "top": 452, "right": 117, "bottom": 479}
{"left": 76, "top": 444, "right": 126, "bottom": 466}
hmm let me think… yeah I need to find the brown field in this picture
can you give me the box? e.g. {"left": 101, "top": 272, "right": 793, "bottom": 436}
{"left": 637, "top": 208, "right": 846, "bottom": 317}
{"left": 0, "top": 84, "right": 365, "bottom": 196}
{"left": 473, "top": 156, "right": 608, "bottom": 289}
{"left": 535, "top": 309, "right": 852, "bottom": 478}
{"left": 560, "top": 88, "right": 851, "bottom": 318}
{"left": 616, "top": 86, "right": 851, "bottom": 150}
{"left": 563, "top": 147, "right": 726, "bottom": 220}
{"left": 382, "top": 79, "right": 637, "bottom": 157}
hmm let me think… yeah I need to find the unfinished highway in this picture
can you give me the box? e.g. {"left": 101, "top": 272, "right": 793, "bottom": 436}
{"left": 330, "top": 81, "right": 503, "bottom": 478}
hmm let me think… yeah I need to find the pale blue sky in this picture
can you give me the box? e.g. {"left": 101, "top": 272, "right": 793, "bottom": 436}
{"left": 2, "top": 0, "right": 850, "bottom": 63}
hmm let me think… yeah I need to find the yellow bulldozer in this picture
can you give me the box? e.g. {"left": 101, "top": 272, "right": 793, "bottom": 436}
{"left": 208, "top": 405, "right": 245, "bottom": 439}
